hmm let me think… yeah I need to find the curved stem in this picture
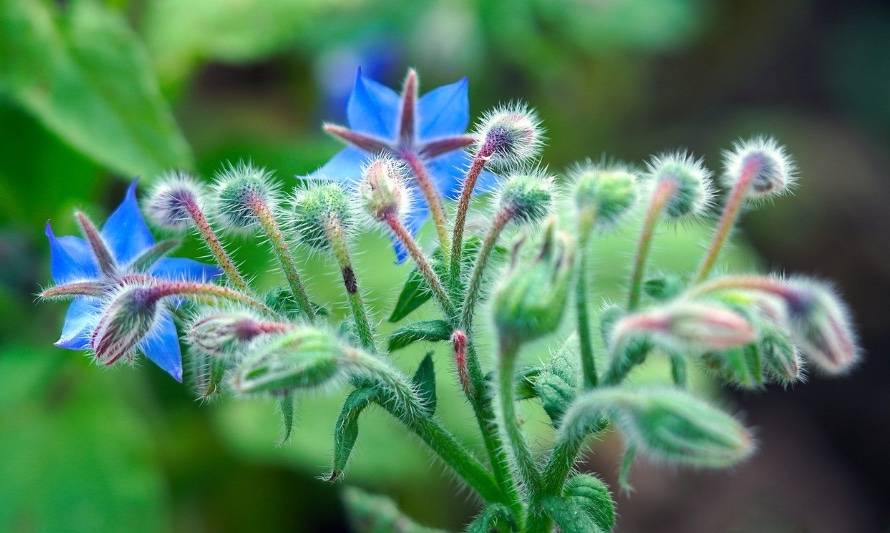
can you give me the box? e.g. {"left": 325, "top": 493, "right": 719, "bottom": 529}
{"left": 325, "top": 220, "right": 375, "bottom": 352}
{"left": 183, "top": 199, "right": 248, "bottom": 290}
{"left": 498, "top": 339, "right": 541, "bottom": 497}
{"left": 148, "top": 281, "right": 273, "bottom": 314}
{"left": 249, "top": 197, "right": 315, "bottom": 320}
{"left": 450, "top": 147, "right": 493, "bottom": 288}
{"left": 383, "top": 212, "right": 455, "bottom": 318}
{"left": 693, "top": 160, "right": 759, "bottom": 282}
{"left": 575, "top": 210, "right": 598, "bottom": 388}
{"left": 627, "top": 179, "right": 677, "bottom": 310}
{"left": 686, "top": 274, "right": 795, "bottom": 300}
{"left": 460, "top": 207, "right": 513, "bottom": 331}
{"left": 403, "top": 150, "right": 451, "bottom": 259}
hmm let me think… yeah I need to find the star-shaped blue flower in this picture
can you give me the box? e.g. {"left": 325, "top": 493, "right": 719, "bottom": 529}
{"left": 310, "top": 68, "right": 497, "bottom": 262}
{"left": 46, "top": 182, "right": 221, "bottom": 381}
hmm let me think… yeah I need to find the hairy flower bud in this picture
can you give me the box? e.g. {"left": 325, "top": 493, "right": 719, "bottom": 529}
{"left": 783, "top": 279, "right": 859, "bottom": 374}
{"left": 232, "top": 328, "right": 344, "bottom": 394}
{"left": 187, "top": 309, "right": 291, "bottom": 359}
{"left": 647, "top": 152, "right": 713, "bottom": 218}
{"left": 600, "top": 388, "right": 754, "bottom": 467}
{"left": 291, "top": 183, "right": 353, "bottom": 250}
{"left": 475, "top": 103, "right": 543, "bottom": 167}
{"left": 496, "top": 170, "right": 554, "bottom": 224}
{"left": 91, "top": 284, "right": 163, "bottom": 365}
{"left": 572, "top": 164, "right": 639, "bottom": 227}
{"left": 612, "top": 301, "right": 756, "bottom": 354}
{"left": 493, "top": 220, "right": 575, "bottom": 348}
{"left": 213, "top": 162, "right": 278, "bottom": 231}
{"left": 760, "top": 328, "right": 804, "bottom": 384}
{"left": 723, "top": 136, "right": 796, "bottom": 199}
{"left": 145, "top": 171, "right": 206, "bottom": 230}
{"left": 358, "top": 156, "right": 411, "bottom": 221}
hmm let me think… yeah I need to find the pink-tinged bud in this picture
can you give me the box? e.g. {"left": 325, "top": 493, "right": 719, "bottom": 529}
{"left": 783, "top": 279, "right": 859, "bottom": 374}
{"left": 612, "top": 301, "right": 756, "bottom": 354}
{"left": 358, "top": 156, "right": 411, "bottom": 221}
{"left": 722, "top": 136, "right": 796, "bottom": 200}
{"left": 91, "top": 284, "right": 163, "bottom": 365}
{"left": 146, "top": 171, "right": 206, "bottom": 230}
{"left": 187, "top": 309, "right": 292, "bottom": 359}
{"left": 646, "top": 151, "right": 713, "bottom": 219}
{"left": 451, "top": 330, "right": 473, "bottom": 397}
{"left": 474, "top": 103, "right": 544, "bottom": 167}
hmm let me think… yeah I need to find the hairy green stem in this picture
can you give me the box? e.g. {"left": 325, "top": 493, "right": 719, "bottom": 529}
{"left": 575, "top": 209, "right": 598, "bottom": 388}
{"left": 498, "top": 339, "right": 541, "bottom": 498}
{"left": 249, "top": 196, "right": 315, "bottom": 320}
{"left": 450, "top": 145, "right": 493, "bottom": 288}
{"left": 627, "top": 179, "right": 677, "bottom": 310}
{"left": 183, "top": 198, "right": 249, "bottom": 290}
{"left": 325, "top": 220, "right": 375, "bottom": 352}
{"left": 460, "top": 207, "right": 513, "bottom": 331}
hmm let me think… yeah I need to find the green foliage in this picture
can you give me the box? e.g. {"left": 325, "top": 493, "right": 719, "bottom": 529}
{"left": 0, "top": 0, "right": 191, "bottom": 178}
{"left": 411, "top": 353, "right": 437, "bottom": 416}
{"left": 388, "top": 320, "right": 453, "bottom": 352}
{"left": 343, "top": 487, "right": 444, "bottom": 533}
{"left": 563, "top": 474, "right": 616, "bottom": 532}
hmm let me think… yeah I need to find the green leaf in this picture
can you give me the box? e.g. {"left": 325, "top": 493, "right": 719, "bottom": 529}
{"left": 329, "top": 386, "right": 379, "bottom": 482}
{"left": 388, "top": 320, "right": 452, "bottom": 352}
{"left": 465, "top": 503, "right": 512, "bottom": 532}
{"left": 618, "top": 444, "right": 637, "bottom": 494}
{"left": 541, "top": 496, "right": 601, "bottom": 533}
{"left": 343, "top": 487, "right": 445, "bottom": 533}
{"left": 0, "top": 0, "right": 192, "bottom": 178}
{"left": 265, "top": 288, "right": 328, "bottom": 319}
{"left": 564, "top": 474, "right": 616, "bottom": 532}
{"left": 411, "top": 353, "right": 437, "bottom": 416}
{"left": 278, "top": 393, "right": 295, "bottom": 444}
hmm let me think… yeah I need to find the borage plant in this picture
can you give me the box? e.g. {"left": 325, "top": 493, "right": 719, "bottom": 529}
{"left": 41, "top": 70, "right": 860, "bottom": 532}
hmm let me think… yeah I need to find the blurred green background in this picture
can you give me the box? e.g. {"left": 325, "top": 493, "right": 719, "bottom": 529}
{"left": 2, "top": 0, "right": 889, "bottom": 531}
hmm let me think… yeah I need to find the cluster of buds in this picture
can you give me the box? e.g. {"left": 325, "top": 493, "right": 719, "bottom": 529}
{"left": 39, "top": 68, "right": 863, "bottom": 532}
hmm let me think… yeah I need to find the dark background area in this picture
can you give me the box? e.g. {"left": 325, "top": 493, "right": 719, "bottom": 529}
{"left": 1, "top": 0, "right": 888, "bottom": 531}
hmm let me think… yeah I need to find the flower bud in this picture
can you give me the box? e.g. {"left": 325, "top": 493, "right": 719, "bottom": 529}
{"left": 290, "top": 183, "right": 353, "bottom": 250}
{"left": 232, "top": 328, "right": 343, "bottom": 394}
{"left": 611, "top": 301, "right": 756, "bottom": 354}
{"left": 783, "top": 279, "right": 859, "bottom": 374}
{"left": 723, "top": 136, "right": 796, "bottom": 199}
{"left": 91, "top": 284, "right": 162, "bottom": 365}
{"left": 145, "top": 171, "right": 206, "bottom": 230}
{"left": 493, "top": 220, "right": 575, "bottom": 348}
{"left": 475, "top": 103, "right": 543, "bottom": 167}
{"left": 187, "top": 309, "right": 291, "bottom": 359}
{"left": 496, "top": 170, "right": 553, "bottom": 224}
{"left": 760, "top": 328, "right": 804, "bottom": 384}
{"left": 358, "top": 156, "right": 411, "bottom": 221}
{"left": 564, "top": 474, "right": 616, "bottom": 533}
{"left": 598, "top": 387, "right": 754, "bottom": 467}
{"left": 647, "top": 151, "right": 713, "bottom": 218}
{"left": 213, "top": 162, "right": 277, "bottom": 231}
{"left": 572, "top": 164, "right": 639, "bottom": 227}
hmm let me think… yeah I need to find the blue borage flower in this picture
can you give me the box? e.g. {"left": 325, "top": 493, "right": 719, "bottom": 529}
{"left": 310, "top": 68, "right": 498, "bottom": 262}
{"left": 46, "top": 182, "right": 221, "bottom": 381}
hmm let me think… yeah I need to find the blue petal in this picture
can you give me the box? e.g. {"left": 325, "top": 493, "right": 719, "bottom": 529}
{"left": 152, "top": 257, "right": 222, "bottom": 282}
{"left": 390, "top": 203, "right": 428, "bottom": 264}
{"left": 347, "top": 68, "right": 400, "bottom": 139}
{"left": 55, "top": 297, "right": 99, "bottom": 350}
{"left": 101, "top": 182, "right": 155, "bottom": 264}
{"left": 46, "top": 223, "right": 98, "bottom": 283}
{"left": 419, "top": 77, "right": 469, "bottom": 140}
{"left": 140, "top": 312, "right": 183, "bottom": 381}
{"left": 307, "top": 146, "right": 368, "bottom": 183}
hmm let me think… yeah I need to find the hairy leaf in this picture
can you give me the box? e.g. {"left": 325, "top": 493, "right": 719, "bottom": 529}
{"left": 329, "top": 386, "right": 379, "bottom": 482}
{"left": 564, "top": 474, "right": 615, "bottom": 532}
{"left": 541, "top": 496, "right": 601, "bottom": 533}
{"left": 388, "top": 320, "right": 452, "bottom": 352}
{"left": 411, "top": 353, "right": 437, "bottom": 416}
{"left": 343, "top": 487, "right": 444, "bottom": 533}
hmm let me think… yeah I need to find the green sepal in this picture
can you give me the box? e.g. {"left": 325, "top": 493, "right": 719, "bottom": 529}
{"left": 328, "top": 386, "right": 379, "bottom": 482}
{"left": 343, "top": 487, "right": 444, "bottom": 533}
{"left": 188, "top": 348, "right": 228, "bottom": 401}
{"left": 642, "top": 273, "right": 684, "bottom": 301}
{"left": 703, "top": 343, "right": 765, "bottom": 389}
{"left": 564, "top": 474, "right": 616, "bottom": 532}
{"left": 670, "top": 353, "right": 688, "bottom": 388}
{"left": 515, "top": 365, "right": 543, "bottom": 400}
{"left": 387, "top": 320, "right": 452, "bottom": 352}
{"left": 278, "top": 392, "right": 295, "bottom": 444}
{"left": 465, "top": 503, "right": 513, "bottom": 532}
{"left": 411, "top": 352, "right": 437, "bottom": 416}
{"left": 534, "top": 350, "right": 578, "bottom": 426}
{"left": 541, "top": 496, "right": 602, "bottom": 533}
